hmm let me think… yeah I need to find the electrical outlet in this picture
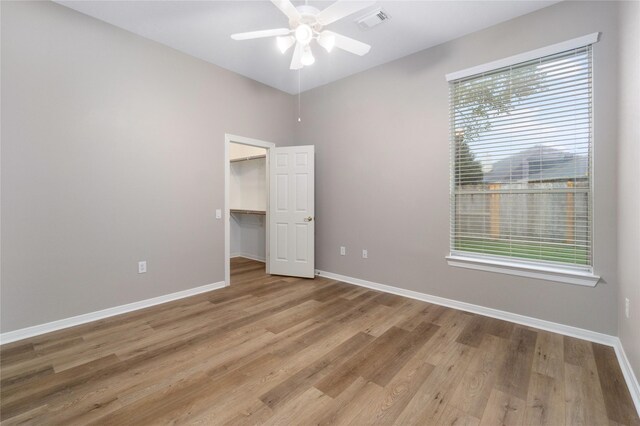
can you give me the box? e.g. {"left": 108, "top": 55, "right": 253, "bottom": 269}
{"left": 362, "top": 249, "right": 368, "bottom": 259}
{"left": 340, "top": 246, "right": 346, "bottom": 256}
{"left": 138, "top": 261, "right": 147, "bottom": 274}
{"left": 625, "top": 298, "right": 630, "bottom": 319}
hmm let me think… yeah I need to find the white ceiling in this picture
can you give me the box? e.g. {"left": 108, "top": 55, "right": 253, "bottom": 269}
{"left": 55, "top": 0, "right": 559, "bottom": 94}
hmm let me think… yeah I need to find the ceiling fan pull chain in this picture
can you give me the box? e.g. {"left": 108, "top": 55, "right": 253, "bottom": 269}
{"left": 298, "top": 70, "right": 302, "bottom": 123}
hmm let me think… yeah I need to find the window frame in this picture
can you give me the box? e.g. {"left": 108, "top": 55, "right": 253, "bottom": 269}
{"left": 445, "top": 34, "right": 600, "bottom": 287}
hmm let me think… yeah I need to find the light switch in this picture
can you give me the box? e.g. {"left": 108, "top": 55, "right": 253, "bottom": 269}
{"left": 216, "top": 209, "right": 222, "bottom": 219}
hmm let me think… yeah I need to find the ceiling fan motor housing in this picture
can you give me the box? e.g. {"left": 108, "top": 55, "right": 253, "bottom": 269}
{"left": 294, "top": 5, "right": 323, "bottom": 31}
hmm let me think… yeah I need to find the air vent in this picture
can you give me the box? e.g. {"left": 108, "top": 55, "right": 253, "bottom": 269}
{"left": 355, "top": 8, "right": 390, "bottom": 30}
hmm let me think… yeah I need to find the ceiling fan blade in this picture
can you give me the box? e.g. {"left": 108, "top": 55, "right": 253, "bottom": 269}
{"left": 316, "top": 1, "right": 375, "bottom": 26}
{"left": 290, "top": 42, "right": 303, "bottom": 70}
{"left": 271, "top": 0, "right": 301, "bottom": 23}
{"left": 322, "top": 31, "right": 371, "bottom": 56}
{"left": 231, "top": 28, "right": 290, "bottom": 41}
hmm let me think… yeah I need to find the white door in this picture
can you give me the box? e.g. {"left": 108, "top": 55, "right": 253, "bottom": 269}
{"left": 269, "top": 146, "right": 315, "bottom": 278}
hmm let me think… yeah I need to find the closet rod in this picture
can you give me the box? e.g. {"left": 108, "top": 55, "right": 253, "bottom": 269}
{"left": 230, "top": 209, "right": 266, "bottom": 215}
{"left": 230, "top": 154, "right": 266, "bottom": 163}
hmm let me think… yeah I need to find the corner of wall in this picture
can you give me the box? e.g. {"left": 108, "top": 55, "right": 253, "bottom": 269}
{"left": 616, "top": 0, "right": 640, "bottom": 400}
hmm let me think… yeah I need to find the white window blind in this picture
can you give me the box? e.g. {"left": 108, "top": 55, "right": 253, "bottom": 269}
{"left": 449, "top": 45, "right": 593, "bottom": 270}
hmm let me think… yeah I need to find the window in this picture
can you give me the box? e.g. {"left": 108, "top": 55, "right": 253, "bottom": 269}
{"left": 447, "top": 36, "right": 599, "bottom": 286}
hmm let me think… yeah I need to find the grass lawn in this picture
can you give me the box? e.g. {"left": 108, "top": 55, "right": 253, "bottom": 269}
{"left": 454, "top": 238, "right": 589, "bottom": 265}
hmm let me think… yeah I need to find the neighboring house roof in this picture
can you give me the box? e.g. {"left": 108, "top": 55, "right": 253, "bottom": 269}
{"left": 484, "top": 145, "right": 588, "bottom": 183}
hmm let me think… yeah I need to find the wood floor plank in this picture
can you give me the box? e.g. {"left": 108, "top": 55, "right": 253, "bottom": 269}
{"left": 524, "top": 371, "right": 565, "bottom": 426}
{"left": 0, "top": 343, "right": 37, "bottom": 367}
{"left": 1, "top": 257, "right": 636, "bottom": 425}
{"left": 394, "top": 342, "right": 476, "bottom": 425}
{"left": 479, "top": 388, "right": 526, "bottom": 426}
{"left": 353, "top": 348, "right": 435, "bottom": 425}
{"left": 0, "top": 364, "right": 55, "bottom": 392}
{"left": 332, "top": 381, "right": 385, "bottom": 425}
{"left": 423, "top": 310, "right": 472, "bottom": 365}
{"left": 532, "top": 330, "right": 564, "bottom": 380}
{"left": 190, "top": 368, "right": 288, "bottom": 424}
{"left": 0, "top": 403, "right": 50, "bottom": 426}
{"left": 367, "top": 321, "right": 439, "bottom": 387}
{"left": 496, "top": 326, "right": 538, "bottom": 400}
{"left": 314, "top": 377, "right": 370, "bottom": 426}
{"left": 563, "top": 334, "right": 592, "bottom": 366}
{"left": 373, "top": 292, "right": 405, "bottom": 307}
{"left": 437, "top": 403, "right": 481, "bottom": 426}
{"left": 592, "top": 342, "right": 640, "bottom": 425}
{"left": 92, "top": 370, "right": 247, "bottom": 425}
{"left": 162, "top": 353, "right": 285, "bottom": 425}
{"left": 1, "top": 354, "right": 122, "bottom": 421}
{"left": 223, "top": 399, "right": 273, "bottom": 426}
{"left": 564, "top": 336, "right": 610, "bottom": 426}
{"left": 314, "top": 326, "right": 409, "bottom": 398}
{"left": 275, "top": 295, "right": 383, "bottom": 357}
{"left": 263, "top": 386, "right": 333, "bottom": 426}
{"left": 456, "top": 315, "right": 490, "bottom": 348}
{"left": 564, "top": 362, "right": 610, "bottom": 426}
{"left": 447, "top": 334, "right": 510, "bottom": 419}
{"left": 421, "top": 303, "right": 451, "bottom": 325}
{"left": 395, "top": 300, "right": 435, "bottom": 331}
{"left": 260, "top": 331, "right": 374, "bottom": 409}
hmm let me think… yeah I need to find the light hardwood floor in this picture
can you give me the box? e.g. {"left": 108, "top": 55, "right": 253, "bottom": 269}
{"left": 1, "top": 257, "right": 638, "bottom": 425}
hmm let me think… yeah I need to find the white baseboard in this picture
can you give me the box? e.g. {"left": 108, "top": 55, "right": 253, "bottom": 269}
{"left": 316, "top": 269, "right": 640, "bottom": 415}
{"left": 316, "top": 269, "right": 616, "bottom": 345}
{"left": 0, "top": 281, "right": 227, "bottom": 345}
{"left": 613, "top": 338, "right": 640, "bottom": 415}
{"left": 231, "top": 253, "right": 265, "bottom": 263}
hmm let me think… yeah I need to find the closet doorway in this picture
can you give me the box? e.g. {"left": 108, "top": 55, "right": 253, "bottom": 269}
{"left": 224, "top": 135, "right": 275, "bottom": 285}
{"left": 224, "top": 134, "right": 316, "bottom": 285}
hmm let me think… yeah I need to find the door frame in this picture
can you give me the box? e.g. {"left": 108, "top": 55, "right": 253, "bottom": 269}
{"left": 224, "top": 134, "right": 276, "bottom": 286}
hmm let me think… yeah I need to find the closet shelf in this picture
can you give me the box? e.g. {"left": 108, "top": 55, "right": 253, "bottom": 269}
{"left": 230, "top": 209, "right": 266, "bottom": 215}
{"left": 230, "top": 154, "right": 266, "bottom": 163}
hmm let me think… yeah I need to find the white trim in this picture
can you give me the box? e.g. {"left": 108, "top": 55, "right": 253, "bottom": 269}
{"left": 231, "top": 253, "right": 266, "bottom": 263}
{"left": 224, "top": 134, "right": 275, "bottom": 287}
{"left": 315, "top": 269, "right": 615, "bottom": 345}
{"left": 445, "top": 32, "right": 600, "bottom": 81}
{"left": 614, "top": 338, "right": 640, "bottom": 415}
{"left": 0, "top": 281, "right": 226, "bottom": 345}
{"left": 446, "top": 255, "right": 600, "bottom": 287}
{"left": 315, "top": 268, "right": 639, "bottom": 415}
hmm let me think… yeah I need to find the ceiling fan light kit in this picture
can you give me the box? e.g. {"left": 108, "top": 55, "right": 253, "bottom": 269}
{"left": 301, "top": 46, "right": 315, "bottom": 65}
{"left": 317, "top": 32, "right": 335, "bottom": 53}
{"left": 276, "top": 35, "right": 296, "bottom": 54}
{"left": 231, "top": 0, "right": 375, "bottom": 70}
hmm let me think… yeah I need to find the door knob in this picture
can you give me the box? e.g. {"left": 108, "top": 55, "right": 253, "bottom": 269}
{"left": 304, "top": 216, "right": 313, "bottom": 222}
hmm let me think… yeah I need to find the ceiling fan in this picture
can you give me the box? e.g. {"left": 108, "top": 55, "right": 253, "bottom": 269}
{"left": 231, "top": 0, "right": 375, "bottom": 70}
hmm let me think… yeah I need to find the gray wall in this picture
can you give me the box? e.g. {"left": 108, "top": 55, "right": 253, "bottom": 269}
{"left": 296, "top": 1, "right": 619, "bottom": 334}
{"left": 0, "top": 0, "right": 631, "bottom": 340}
{"left": 0, "top": 1, "right": 294, "bottom": 332}
{"left": 231, "top": 214, "right": 266, "bottom": 262}
{"left": 617, "top": 0, "right": 640, "bottom": 382}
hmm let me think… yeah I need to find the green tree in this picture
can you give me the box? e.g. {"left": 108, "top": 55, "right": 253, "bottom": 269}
{"left": 452, "top": 65, "right": 545, "bottom": 143}
{"left": 451, "top": 64, "right": 548, "bottom": 186}
{"left": 454, "top": 131, "right": 483, "bottom": 186}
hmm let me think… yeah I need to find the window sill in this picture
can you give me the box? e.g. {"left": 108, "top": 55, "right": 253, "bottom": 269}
{"left": 446, "top": 255, "right": 600, "bottom": 287}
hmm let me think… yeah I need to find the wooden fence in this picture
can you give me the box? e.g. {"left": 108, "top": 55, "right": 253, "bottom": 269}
{"left": 454, "top": 181, "right": 589, "bottom": 244}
